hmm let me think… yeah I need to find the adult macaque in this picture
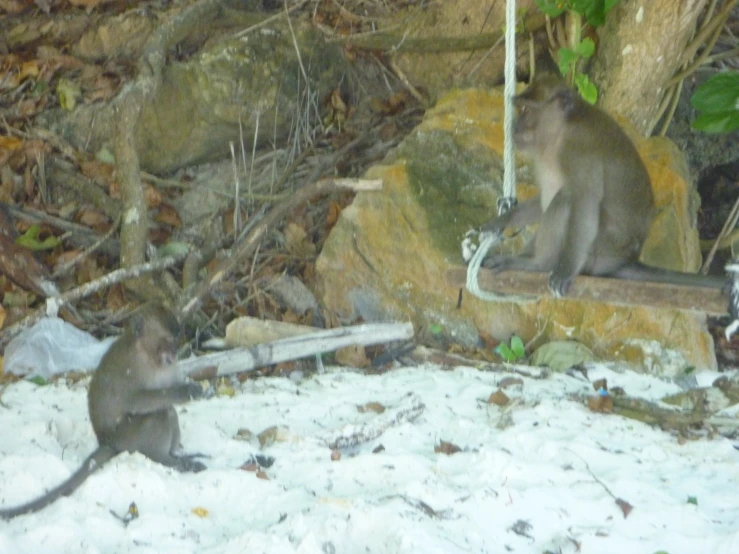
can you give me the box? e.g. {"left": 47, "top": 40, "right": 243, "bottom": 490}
{"left": 483, "top": 76, "right": 725, "bottom": 296}
{"left": 0, "top": 305, "right": 204, "bottom": 519}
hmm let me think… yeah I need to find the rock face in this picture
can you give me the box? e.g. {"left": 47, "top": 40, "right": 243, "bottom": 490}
{"left": 44, "top": 23, "right": 346, "bottom": 174}
{"left": 315, "top": 89, "right": 716, "bottom": 373}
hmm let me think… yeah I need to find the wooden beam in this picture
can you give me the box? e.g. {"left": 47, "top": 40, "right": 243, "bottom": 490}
{"left": 445, "top": 267, "right": 728, "bottom": 315}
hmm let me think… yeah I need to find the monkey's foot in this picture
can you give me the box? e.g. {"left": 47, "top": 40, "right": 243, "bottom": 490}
{"left": 547, "top": 272, "right": 573, "bottom": 298}
{"left": 176, "top": 457, "right": 207, "bottom": 473}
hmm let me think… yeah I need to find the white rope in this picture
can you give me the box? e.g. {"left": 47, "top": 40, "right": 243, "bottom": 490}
{"left": 466, "top": 0, "right": 517, "bottom": 301}
{"left": 502, "top": 0, "right": 517, "bottom": 200}
{"left": 465, "top": 232, "right": 498, "bottom": 298}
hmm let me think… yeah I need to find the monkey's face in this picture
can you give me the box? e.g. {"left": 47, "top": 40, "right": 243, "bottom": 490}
{"left": 136, "top": 328, "right": 181, "bottom": 388}
{"left": 513, "top": 89, "right": 571, "bottom": 155}
{"left": 134, "top": 319, "right": 179, "bottom": 373}
{"left": 513, "top": 98, "right": 540, "bottom": 153}
{"left": 129, "top": 305, "right": 181, "bottom": 369}
{"left": 153, "top": 334, "right": 178, "bottom": 367}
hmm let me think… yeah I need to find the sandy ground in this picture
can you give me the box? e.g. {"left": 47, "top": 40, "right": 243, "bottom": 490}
{"left": 1, "top": 363, "right": 738, "bottom": 554}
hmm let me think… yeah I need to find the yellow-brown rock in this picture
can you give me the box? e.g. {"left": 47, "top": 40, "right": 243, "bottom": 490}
{"left": 315, "top": 88, "right": 716, "bottom": 373}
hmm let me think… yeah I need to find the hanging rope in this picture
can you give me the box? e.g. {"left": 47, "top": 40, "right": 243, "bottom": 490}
{"left": 466, "top": 0, "right": 518, "bottom": 301}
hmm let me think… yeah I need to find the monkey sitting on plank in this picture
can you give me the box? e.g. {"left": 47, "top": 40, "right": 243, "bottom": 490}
{"left": 483, "top": 75, "right": 725, "bottom": 297}
{"left": 0, "top": 305, "right": 205, "bottom": 519}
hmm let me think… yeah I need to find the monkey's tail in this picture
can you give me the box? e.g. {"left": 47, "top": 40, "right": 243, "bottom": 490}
{"left": 612, "top": 262, "right": 727, "bottom": 289}
{"left": 0, "top": 445, "right": 117, "bottom": 519}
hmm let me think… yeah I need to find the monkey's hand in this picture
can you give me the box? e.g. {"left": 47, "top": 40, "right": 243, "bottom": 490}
{"left": 547, "top": 271, "right": 573, "bottom": 298}
{"left": 480, "top": 217, "right": 508, "bottom": 236}
{"left": 186, "top": 381, "right": 204, "bottom": 401}
{"left": 481, "top": 255, "right": 513, "bottom": 271}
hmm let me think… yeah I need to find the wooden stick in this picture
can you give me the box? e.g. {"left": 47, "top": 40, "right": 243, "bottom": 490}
{"left": 180, "top": 322, "right": 414, "bottom": 379}
{"left": 445, "top": 267, "right": 728, "bottom": 315}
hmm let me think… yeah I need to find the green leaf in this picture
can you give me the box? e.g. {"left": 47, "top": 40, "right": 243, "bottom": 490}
{"left": 534, "top": 0, "right": 566, "bottom": 17}
{"left": 157, "top": 241, "right": 192, "bottom": 258}
{"left": 583, "top": 3, "right": 606, "bottom": 26}
{"left": 567, "top": 0, "right": 620, "bottom": 27}
{"left": 27, "top": 375, "right": 49, "bottom": 386}
{"left": 510, "top": 335, "right": 525, "bottom": 358}
{"left": 95, "top": 147, "right": 115, "bottom": 164}
{"left": 690, "top": 72, "right": 739, "bottom": 113}
{"left": 56, "top": 78, "right": 81, "bottom": 111}
{"left": 495, "top": 343, "right": 515, "bottom": 363}
{"left": 557, "top": 48, "right": 578, "bottom": 76}
{"left": 575, "top": 74, "right": 598, "bottom": 104}
{"left": 429, "top": 323, "right": 443, "bottom": 335}
{"left": 574, "top": 37, "right": 595, "bottom": 58}
{"left": 692, "top": 111, "right": 739, "bottom": 134}
{"left": 15, "top": 225, "right": 61, "bottom": 251}
{"left": 687, "top": 496, "right": 698, "bottom": 506}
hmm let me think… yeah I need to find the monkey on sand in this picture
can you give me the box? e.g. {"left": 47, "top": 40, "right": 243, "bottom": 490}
{"left": 0, "top": 305, "right": 204, "bottom": 519}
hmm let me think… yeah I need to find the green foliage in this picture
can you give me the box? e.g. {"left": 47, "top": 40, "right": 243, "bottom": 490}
{"left": 16, "top": 225, "right": 61, "bottom": 251}
{"left": 27, "top": 376, "right": 49, "bottom": 386}
{"left": 534, "top": 0, "right": 618, "bottom": 26}
{"left": 534, "top": 1, "right": 619, "bottom": 104}
{"left": 495, "top": 335, "right": 526, "bottom": 362}
{"left": 687, "top": 495, "right": 698, "bottom": 506}
{"left": 534, "top": 0, "right": 565, "bottom": 18}
{"left": 428, "top": 323, "right": 443, "bottom": 336}
{"left": 690, "top": 71, "right": 739, "bottom": 134}
{"left": 157, "top": 241, "right": 191, "bottom": 258}
{"left": 559, "top": 38, "right": 598, "bottom": 103}
{"left": 574, "top": 73, "right": 598, "bottom": 104}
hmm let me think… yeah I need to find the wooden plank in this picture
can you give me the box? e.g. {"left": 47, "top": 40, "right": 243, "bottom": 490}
{"left": 445, "top": 267, "right": 728, "bottom": 315}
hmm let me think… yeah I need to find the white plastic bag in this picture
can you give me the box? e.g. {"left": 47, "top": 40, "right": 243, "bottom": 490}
{"left": 4, "top": 317, "right": 116, "bottom": 377}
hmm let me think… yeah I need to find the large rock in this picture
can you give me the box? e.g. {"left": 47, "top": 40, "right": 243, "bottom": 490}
{"left": 315, "top": 89, "right": 716, "bottom": 373}
{"left": 42, "top": 22, "right": 346, "bottom": 174}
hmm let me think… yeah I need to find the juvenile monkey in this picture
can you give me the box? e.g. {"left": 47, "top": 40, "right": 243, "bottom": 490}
{"left": 483, "top": 76, "right": 725, "bottom": 296}
{"left": 0, "top": 305, "right": 204, "bottom": 519}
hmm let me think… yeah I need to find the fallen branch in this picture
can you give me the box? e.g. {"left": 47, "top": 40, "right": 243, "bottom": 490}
{"left": 179, "top": 177, "right": 382, "bottom": 317}
{"left": 0, "top": 253, "right": 188, "bottom": 348}
{"left": 5, "top": 204, "right": 120, "bottom": 258}
{"left": 316, "top": 393, "right": 426, "bottom": 450}
{"left": 48, "top": 159, "right": 122, "bottom": 221}
{"left": 179, "top": 321, "right": 413, "bottom": 379}
{"left": 406, "top": 345, "right": 549, "bottom": 379}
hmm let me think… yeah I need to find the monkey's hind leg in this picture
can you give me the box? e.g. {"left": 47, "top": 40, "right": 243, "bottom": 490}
{"left": 116, "top": 410, "right": 206, "bottom": 473}
{"left": 545, "top": 193, "right": 600, "bottom": 296}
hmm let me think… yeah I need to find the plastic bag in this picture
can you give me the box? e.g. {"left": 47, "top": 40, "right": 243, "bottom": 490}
{"left": 4, "top": 317, "right": 116, "bottom": 377}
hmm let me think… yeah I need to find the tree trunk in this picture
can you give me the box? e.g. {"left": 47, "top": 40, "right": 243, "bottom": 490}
{"left": 592, "top": 0, "right": 708, "bottom": 135}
